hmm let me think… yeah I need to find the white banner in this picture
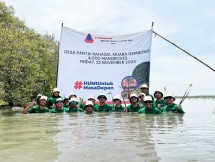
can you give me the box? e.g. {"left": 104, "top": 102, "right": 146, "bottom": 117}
{"left": 57, "top": 27, "right": 152, "bottom": 101}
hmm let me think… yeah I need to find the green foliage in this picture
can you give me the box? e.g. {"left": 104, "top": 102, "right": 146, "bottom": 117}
{"left": 0, "top": 2, "right": 59, "bottom": 106}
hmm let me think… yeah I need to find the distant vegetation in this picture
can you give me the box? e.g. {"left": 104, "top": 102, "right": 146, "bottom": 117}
{"left": 0, "top": 2, "right": 214, "bottom": 107}
{"left": 175, "top": 96, "right": 215, "bottom": 99}
{"left": 0, "top": 2, "right": 59, "bottom": 106}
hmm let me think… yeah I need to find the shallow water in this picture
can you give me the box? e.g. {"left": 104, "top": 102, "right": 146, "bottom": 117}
{"left": 0, "top": 99, "right": 215, "bottom": 162}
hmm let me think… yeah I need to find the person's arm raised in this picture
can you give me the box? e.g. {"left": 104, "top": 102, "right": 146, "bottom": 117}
{"left": 22, "top": 102, "right": 35, "bottom": 114}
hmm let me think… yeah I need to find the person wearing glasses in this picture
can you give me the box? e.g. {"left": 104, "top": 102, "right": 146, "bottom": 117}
{"left": 67, "top": 98, "right": 83, "bottom": 112}
{"left": 94, "top": 93, "right": 112, "bottom": 112}
{"left": 84, "top": 100, "right": 94, "bottom": 114}
{"left": 112, "top": 95, "right": 124, "bottom": 112}
{"left": 138, "top": 93, "right": 146, "bottom": 107}
{"left": 154, "top": 90, "right": 166, "bottom": 110}
{"left": 139, "top": 84, "right": 154, "bottom": 102}
{"left": 51, "top": 98, "right": 68, "bottom": 113}
{"left": 68, "top": 92, "right": 84, "bottom": 110}
{"left": 126, "top": 93, "right": 143, "bottom": 112}
{"left": 163, "top": 92, "right": 185, "bottom": 114}
{"left": 138, "top": 96, "right": 162, "bottom": 114}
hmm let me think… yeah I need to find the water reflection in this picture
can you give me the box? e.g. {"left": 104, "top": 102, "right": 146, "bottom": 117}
{"left": 53, "top": 112, "right": 162, "bottom": 162}
{"left": 0, "top": 99, "right": 215, "bottom": 162}
{"left": 0, "top": 112, "right": 59, "bottom": 162}
{"left": 121, "top": 114, "right": 160, "bottom": 161}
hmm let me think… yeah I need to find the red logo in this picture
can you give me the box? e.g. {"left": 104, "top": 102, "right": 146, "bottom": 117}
{"left": 74, "top": 81, "right": 83, "bottom": 90}
{"left": 84, "top": 33, "right": 94, "bottom": 43}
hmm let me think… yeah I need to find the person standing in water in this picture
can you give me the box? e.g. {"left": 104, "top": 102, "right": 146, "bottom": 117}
{"left": 163, "top": 92, "right": 185, "bottom": 114}
{"left": 68, "top": 93, "right": 84, "bottom": 110}
{"left": 47, "top": 88, "right": 63, "bottom": 109}
{"left": 51, "top": 98, "right": 68, "bottom": 113}
{"left": 67, "top": 98, "right": 83, "bottom": 112}
{"left": 139, "top": 84, "right": 154, "bottom": 102}
{"left": 84, "top": 100, "right": 94, "bottom": 114}
{"left": 138, "top": 93, "right": 146, "bottom": 107}
{"left": 112, "top": 95, "right": 124, "bottom": 112}
{"left": 138, "top": 96, "right": 162, "bottom": 114}
{"left": 126, "top": 93, "right": 143, "bottom": 112}
{"left": 94, "top": 93, "right": 112, "bottom": 112}
{"left": 22, "top": 96, "right": 49, "bottom": 114}
{"left": 87, "top": 95, "right": 97, "bottom": 106}
{"left": 154, "top": 90, "right": 166, "bottom": 111}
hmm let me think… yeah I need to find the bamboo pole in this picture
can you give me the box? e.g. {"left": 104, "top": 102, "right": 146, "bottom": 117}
{"left": 153, "top": 31, "right": 215, "bottom": 72}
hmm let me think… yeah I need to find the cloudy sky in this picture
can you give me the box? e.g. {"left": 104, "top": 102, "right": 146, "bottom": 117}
{"left": 3, "top": 0, "right": 215, "bottom": 96}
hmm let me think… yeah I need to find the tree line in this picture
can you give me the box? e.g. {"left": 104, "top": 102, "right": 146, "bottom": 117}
{"left": 0, "top": 2, "right": 58, "bottom": 106}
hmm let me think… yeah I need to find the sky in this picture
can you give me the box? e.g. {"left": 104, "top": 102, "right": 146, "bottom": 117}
{"left": 3, "top": 0, "right": 215, "bottom": 96}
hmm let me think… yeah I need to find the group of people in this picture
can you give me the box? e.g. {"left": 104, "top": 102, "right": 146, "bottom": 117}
{"left": 22, "top": 84, "right": 185, "bottom": 114}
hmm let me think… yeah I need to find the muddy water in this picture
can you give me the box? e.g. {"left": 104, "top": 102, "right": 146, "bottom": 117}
{"left": 0, "top": 99, "right": 214, "bottom": 162}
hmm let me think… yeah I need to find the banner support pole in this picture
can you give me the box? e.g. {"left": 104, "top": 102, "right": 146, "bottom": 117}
{"left": 153, "top": 31, "right": 215, "bottom": 72}
{"left": 151, "top": 22, "right": 154, "bottom": 31}
{"left": 56, "top": 23, "right": 64, "bottom": 87}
